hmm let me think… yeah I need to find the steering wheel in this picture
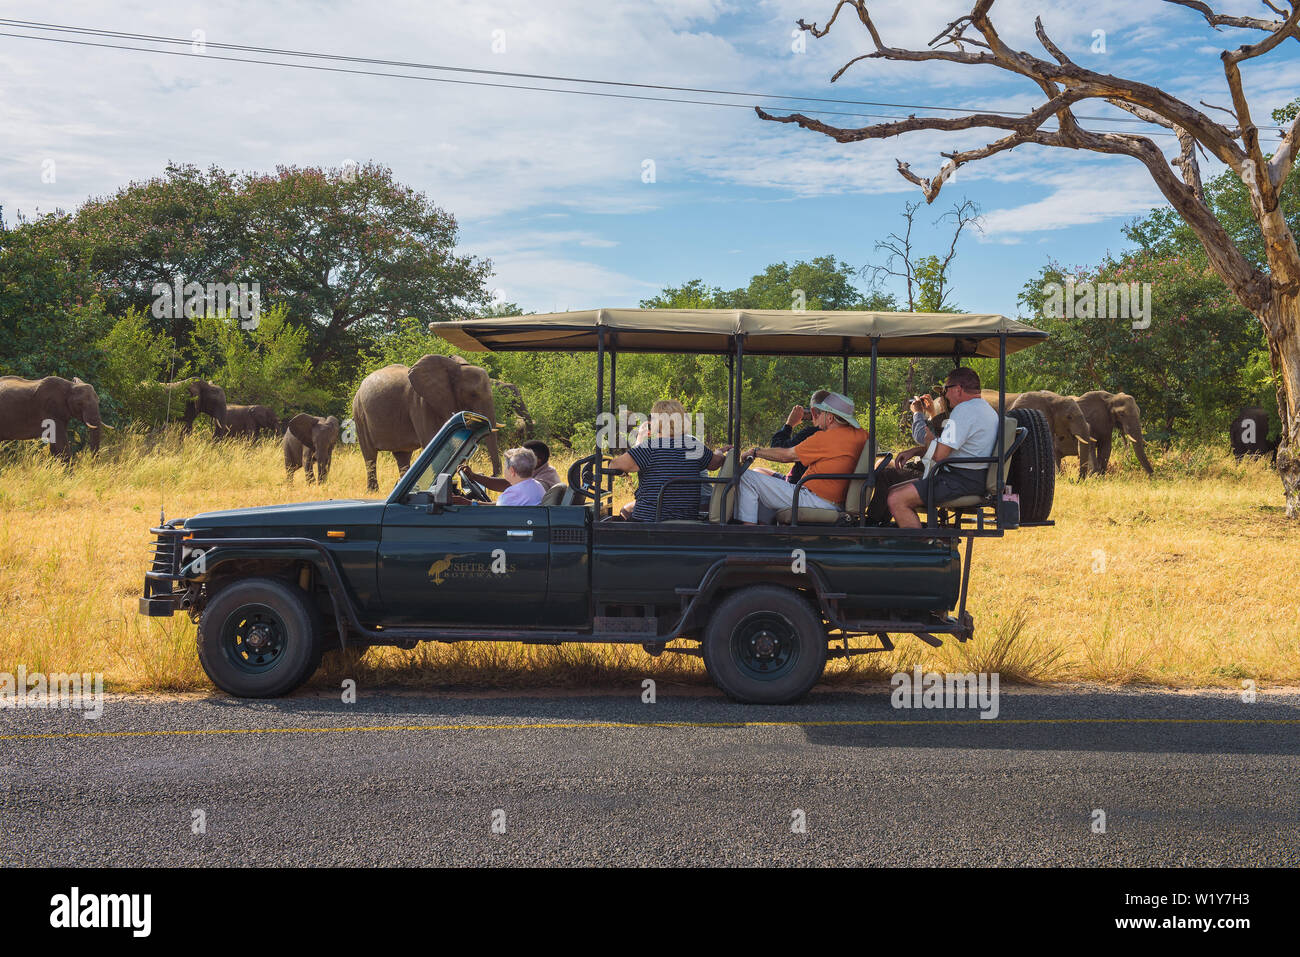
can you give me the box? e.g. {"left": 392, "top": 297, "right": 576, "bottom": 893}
{"left": 456, "top": 467, "right": 492, "bottom": 502}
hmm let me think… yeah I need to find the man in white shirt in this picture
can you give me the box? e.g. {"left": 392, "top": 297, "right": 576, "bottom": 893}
{"left": 887, "top": 367, "right": 999, "bottom": 529}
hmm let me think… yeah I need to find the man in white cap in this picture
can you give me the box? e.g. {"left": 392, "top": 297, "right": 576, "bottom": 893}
{"left": 737, "top": 391, "right": 868, "bottom": 524}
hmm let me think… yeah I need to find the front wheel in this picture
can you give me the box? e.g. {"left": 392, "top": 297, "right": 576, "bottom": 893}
{"left": 196, "top": 577, "right": 324, "bottom": 697}
{"left": 702, "top": 586, "right": 828, "bottom": 704}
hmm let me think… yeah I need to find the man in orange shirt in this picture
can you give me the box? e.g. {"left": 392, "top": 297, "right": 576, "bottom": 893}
{"left": 738, "top": 392, "right": 868, "bottom": 524}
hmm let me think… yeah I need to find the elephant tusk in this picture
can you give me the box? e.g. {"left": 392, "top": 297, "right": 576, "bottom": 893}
{"left": 99, "top": 423, "right": 116, "bottom": 430}
{"left": 1075, "top": 434, "right": 1095, "bottom": 444}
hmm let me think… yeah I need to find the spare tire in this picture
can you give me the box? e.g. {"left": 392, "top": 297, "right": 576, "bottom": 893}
{"left": 1007, "top": 407, "right": 1055, "bottom": 522}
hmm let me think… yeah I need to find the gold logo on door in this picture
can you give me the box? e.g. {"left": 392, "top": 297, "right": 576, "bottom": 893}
{"left": 427, "top": 553, "right": 515, "bottom": 584}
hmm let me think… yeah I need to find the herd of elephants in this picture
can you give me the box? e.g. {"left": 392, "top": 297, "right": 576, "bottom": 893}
{"left": 0, "top": 352, "right": 1283, "bottom": 493}
{"left": 0, "top": 354, "right": 523, "bottom": 491}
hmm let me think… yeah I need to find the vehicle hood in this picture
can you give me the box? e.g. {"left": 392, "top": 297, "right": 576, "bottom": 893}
{"left": 183, "top": 499, "right": 387, "bottom": 533}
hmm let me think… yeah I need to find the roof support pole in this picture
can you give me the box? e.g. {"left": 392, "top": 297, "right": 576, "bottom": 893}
{"left": 609, "top": 345, "right": 617, "bottom": 420}
{"left": 596, "top": 323, "right": 605, "bottom": 515}
{"left": 867, "top": 338, "right": 877, "bottom": 527}
{"left": 727, "top": 336, "right": 745, "bottom": 520}
{"left": 726, "top": 353, "right": 735, "bottom": 448}
{"left": 997, "top": 330, "right": 1007, "bottom": 520}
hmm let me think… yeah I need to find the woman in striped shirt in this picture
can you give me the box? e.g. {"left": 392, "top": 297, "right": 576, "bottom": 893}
{"left": 609, "top": 399, "right": 730, "bottom": 522}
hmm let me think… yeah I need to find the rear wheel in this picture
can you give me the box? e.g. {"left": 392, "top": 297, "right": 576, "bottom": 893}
{"left": 702, "top": 586, "right": 828, "bottom": 704}
{"left": 197, "top": 577, "right": 324, "bottom": 697}
{"left": 1008, "top": 407, "right": 1055, "bottom": 522}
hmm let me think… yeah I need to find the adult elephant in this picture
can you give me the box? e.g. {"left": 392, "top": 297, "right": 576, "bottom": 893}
{"left": 221, "top": 404, "right": 279, "bottom": 438}
{"left": 1072, "top": 391, "right": 1155, "bottom": 476}
{"left": 159, "top": 379, "right": 227, "bottom": 434}
{"left": 283, "top": 413, "right": 341, "bottom": 484}
{"left": 979, "top": 389, "right": 1022, "bottom": 410}
{"left": 1009, "top": 390, "right": 1097, "bottom": 479}
{"left": 0, "top": 375, "right": 107, "bottom": 459}
{"left": 352, "top": 354, "right": 501, "bottom": 492}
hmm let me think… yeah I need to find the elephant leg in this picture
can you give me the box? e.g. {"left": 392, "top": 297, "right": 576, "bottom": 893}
{"left": 304, "top": 447, "right": 316, "bottom": 485}
{"left": 1095, "top": 438, "right": 1112, "bottom": 475}
{"left": 393, "top": 450, "right": 413, "bottom": 477}
{"left": 48, "top": 419, "right": 69, "bottom": 460}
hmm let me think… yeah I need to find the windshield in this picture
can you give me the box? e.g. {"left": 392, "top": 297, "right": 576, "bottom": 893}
{"left": 406, "top": 427, "right": 478, "bottom": 495}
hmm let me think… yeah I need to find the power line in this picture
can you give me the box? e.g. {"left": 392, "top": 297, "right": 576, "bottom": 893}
{"left": 5, "top": 17, "right": 1253, "bottom": 133}
{"left": 0, "top": 21, "right": 1246, "bottom": 139}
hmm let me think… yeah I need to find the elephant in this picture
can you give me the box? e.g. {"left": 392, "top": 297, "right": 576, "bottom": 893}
{"left": 1008, "top": 390, "right": 1098, "bottom": 479}
{"left": 220, "top": 404, "right": 279, "bottom": 439}
{"left": 352, "top": 354, "right": 501, "bottom": 492}
{"left": 493, "top": 379, "right": 534, "bottom": 441}
{"left": 1072, "top": 390, "right": 1155, "bottom": 476}
{"left": 0, "top": 375, "right": 107, "bottom": 459}
{"left": 283, "top": 413, "right": 341, "bottom": 484}
{"left": 979, "top": 389, "right": 1022, "bottom": 411}
{"left": 1229, "top": 406, "right": 1279, "bottom": 461}
{"left": 159, "top": 379, "right": 227, "bottom": 433}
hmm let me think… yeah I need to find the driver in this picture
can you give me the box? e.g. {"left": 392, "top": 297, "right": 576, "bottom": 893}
{"left": 463, "top": 439, "right": 560, "bottom": 491}
{"left": 454, "top": 447, "right": 545, "bottom": 506}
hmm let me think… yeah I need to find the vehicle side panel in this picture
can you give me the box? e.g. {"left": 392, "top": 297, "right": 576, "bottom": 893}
{"left": 590, "top": 524, "right": 960, "bottom": 613}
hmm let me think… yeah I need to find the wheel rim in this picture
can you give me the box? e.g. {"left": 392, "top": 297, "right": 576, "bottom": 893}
{"left": 220, "top": 604, "right": 289, "bottom": 674}
{"left": 730, "top": 611, "right": 800, "bottom": 681}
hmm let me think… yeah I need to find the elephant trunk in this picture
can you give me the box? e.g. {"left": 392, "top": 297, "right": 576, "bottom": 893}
{"left": 1130, "top": 434, "right": 1154, "bottom": 476}
{"left": 484, "top": 429, "right": 501, "bottom": 476}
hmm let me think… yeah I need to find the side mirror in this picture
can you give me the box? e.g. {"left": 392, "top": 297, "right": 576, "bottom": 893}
{"left": 427, "top": 473, "right": 453, "bottom": 513}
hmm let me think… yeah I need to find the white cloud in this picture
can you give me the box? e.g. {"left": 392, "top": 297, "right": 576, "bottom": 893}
{"left": 977, "top": 164, "right": 1164, "bottom": 237}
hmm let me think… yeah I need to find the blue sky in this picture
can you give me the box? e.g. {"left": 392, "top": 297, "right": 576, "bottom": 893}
{"left": 4, "top": 1, "right": 1299, "bottom": 319}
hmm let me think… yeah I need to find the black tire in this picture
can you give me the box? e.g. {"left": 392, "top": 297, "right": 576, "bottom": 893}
{"left": 197, "top": 577, "right": 324, "bottom": 697}
{"left": 1008, "top": 407, "right": 1055, "bottom": 522}
{"left": 702, "top": 586, "right": 828, "bottom": 704}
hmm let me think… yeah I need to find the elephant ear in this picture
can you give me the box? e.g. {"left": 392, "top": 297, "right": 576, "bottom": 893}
{"left": 288, "top": 413, "right": 317, "bottom": 446}
{"left": 408, "top": 354, "right": 460, "bottom": 410}
{"left": 451, "top": 355, "right": 470, "bottom": 366}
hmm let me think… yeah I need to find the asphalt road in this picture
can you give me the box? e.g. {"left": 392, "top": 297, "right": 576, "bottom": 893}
{"left": 2, "top": 685, "right": 1298, "bottom": 866}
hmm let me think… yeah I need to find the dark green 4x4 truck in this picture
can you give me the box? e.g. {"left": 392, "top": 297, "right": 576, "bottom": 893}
{"left": 139, "top": 309, "right": 1055, "bottom": 704}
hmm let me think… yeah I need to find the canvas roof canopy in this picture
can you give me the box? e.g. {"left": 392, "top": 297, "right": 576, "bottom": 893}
{"left": 430, "top": 308, "right": 1047, "bottom": 358}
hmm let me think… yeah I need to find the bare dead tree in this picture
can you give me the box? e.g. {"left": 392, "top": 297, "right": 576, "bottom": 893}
{"left": 870, "top": 201, "right": 923, "bottom": 312}
{"left": 758, "top": 0, "right": 1300, "bottom": 515}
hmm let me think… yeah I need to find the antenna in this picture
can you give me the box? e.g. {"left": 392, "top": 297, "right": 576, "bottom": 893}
{"left": 159, "top": 328, "right": 180, "bottom": 524}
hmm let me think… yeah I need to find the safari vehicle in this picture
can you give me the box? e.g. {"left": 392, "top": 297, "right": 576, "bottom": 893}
{"left": 139, "top": 310, "right": 1055, "bottom": 704}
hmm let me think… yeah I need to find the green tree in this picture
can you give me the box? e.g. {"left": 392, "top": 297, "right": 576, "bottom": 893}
{"left": 0, "top": 209, "right": 112, "bottom": 381}
{"left": 1011, "top": 255, "right": 1266, "bottom": 440}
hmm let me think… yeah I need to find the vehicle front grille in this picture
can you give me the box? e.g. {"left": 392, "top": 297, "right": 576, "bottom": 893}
{"left": 142, "top": 523, "right": 187, "bottom": 602}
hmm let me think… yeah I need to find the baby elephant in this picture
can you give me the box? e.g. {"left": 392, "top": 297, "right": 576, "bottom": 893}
{"left": 283, "top": 413, "right": 341, "bottom": 484}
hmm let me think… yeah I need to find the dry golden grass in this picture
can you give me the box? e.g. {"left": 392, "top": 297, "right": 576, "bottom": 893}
{"left": 0, "top": 428, "right": 1295, "bottom": 692}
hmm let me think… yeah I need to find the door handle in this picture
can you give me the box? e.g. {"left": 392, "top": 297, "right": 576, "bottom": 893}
{"left": 506, "top": 530, "right": 533, "bottom": 539}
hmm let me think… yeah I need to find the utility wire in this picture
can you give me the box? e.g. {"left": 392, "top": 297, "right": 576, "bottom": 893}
{"left": 1, "top": 17, "right": 1266, "bottom": 135}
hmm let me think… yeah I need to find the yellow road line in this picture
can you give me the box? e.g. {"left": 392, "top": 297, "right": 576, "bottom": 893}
{"left": 2, "top": 717, "right": 1299, "bottom": 741}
